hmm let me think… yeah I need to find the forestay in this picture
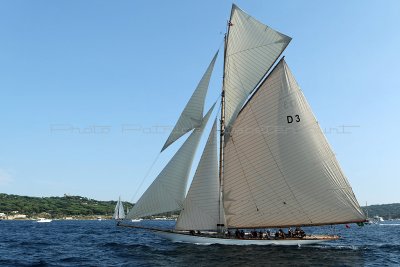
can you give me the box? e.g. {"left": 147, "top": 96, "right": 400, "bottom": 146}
{"left": 161, "top": 52, "right": 218, "bottom": 152}
{"left": 223, "top": 59, "right": 365, "bottom": 228}
{"left": 175, "top": 119, "right": 225, "bottom": 231}
{"left": 127, "top": 104, "right": 215, "bottom": 219}
{"left": 224, "top": 4, "right": 291, "bottom": 136}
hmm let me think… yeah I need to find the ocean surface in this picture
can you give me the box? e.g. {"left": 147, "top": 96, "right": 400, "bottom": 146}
{"left": 1, "top": 219, "right": 399, "bottom": 266}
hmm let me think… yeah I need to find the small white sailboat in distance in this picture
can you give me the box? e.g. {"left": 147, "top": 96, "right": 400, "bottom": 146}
{"left": 121, "top": 4, "right": 366, "bottom": 246}
{"left": 113, "top": 196, "right": 125, "bottom": 220}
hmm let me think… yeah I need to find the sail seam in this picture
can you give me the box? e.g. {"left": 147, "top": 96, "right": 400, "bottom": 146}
{"left": 243, "top": 71, "right": 313, "bottom": 225}
{"left": 229, "top": 136, "right": 260, "bottom": 215}
{"left": 227, "top": 41, "right": 286, "bottom": 58}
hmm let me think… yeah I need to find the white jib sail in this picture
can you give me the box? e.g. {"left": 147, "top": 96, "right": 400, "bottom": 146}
{"left": 224, "top": 4, "right": 291, "bottom": 136}
{"left": 175, "top": 119, "right": 224, "bottom": 231}
{"left": 161, "top": 52, "right": 219, "bottom": 152}
{"left": 127, "top": 104, "right": 215, "bottom": 219}
{"left": 113, "top": 197, "right": 125, "bottom": 219}
{"left": 223, "top": 59, "right": 365, "bottom": 228}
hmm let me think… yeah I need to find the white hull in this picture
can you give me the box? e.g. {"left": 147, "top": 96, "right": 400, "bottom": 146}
{"left": 154, "top": 230, "right": 337, "bottom": 246}
{"left": 37, "top": 218, "right": 52, "bottom": 223}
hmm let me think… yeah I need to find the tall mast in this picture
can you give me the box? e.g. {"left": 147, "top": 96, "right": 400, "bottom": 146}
{"left": 218, "top": 16, "right": 232, "bottom": 233}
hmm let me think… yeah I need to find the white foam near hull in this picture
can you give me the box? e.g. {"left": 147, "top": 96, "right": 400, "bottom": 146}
{"left": 154, "top": 230, "right": 337, "bottom": 246}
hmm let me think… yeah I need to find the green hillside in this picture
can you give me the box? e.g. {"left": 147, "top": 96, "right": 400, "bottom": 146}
{"left": 0, "top": 193, "right": 133, "bottom": 218}
{"left": 362, "top": 203, "right": 400, "bottom": 220}
{"left": 1, "top": 193, "right": 398, "bottom": 220}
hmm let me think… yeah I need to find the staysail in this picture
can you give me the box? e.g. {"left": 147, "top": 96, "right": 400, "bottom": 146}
{"left": 113, "top": 197, "right": 125, "bottom": 220}
{"left": 224, "top": 4, "right": 292, "bottom": 136}
{"left": 223, "top": 59, "right": 365, "bottom": 228}
{"left": 161, "top": 52, "right": 219, "bottom": 152}
{"left": 127, "top": 104, "right": 215, "bottom": 219}
{"left": 175, "top": 119, "right": 224, "bottom": 231}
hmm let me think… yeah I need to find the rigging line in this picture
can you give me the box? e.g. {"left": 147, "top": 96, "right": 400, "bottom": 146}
{"left": 218, "top": 34, "right": 225, "bottom": 51}
{"left": 230, "top": 136, "right": 260, "bottom": 213}
{"left": 216, "top": 95, "right": 222, "bottom": 122}
{"left": 129, "top": 152, "right": 161, "bottom": 204}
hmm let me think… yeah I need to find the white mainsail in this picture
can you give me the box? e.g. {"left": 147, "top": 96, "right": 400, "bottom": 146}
{"left": 223, "top": 59, "right": 365, "bottom": 228}
{"left": 161, "top": 52, "right": 219, "bottom": 152}
{"left": 175, "top": 119, "right": 224, "bottom": 231}
{"left": 224, "top": 4, "right": 292, "bottom": 136}
{"left": 127, "top": 104, "right": 215, "bottom": 219}
{"left": 113, "top": 197, "right": 125, "bottom": 220}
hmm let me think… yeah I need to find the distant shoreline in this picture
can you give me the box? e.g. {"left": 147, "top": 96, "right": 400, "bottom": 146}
{"left": 1, "top": 215, "right": 114, "bottom": 221}
{"left": 1, "top": 193, "right": 399, "bottom": 221}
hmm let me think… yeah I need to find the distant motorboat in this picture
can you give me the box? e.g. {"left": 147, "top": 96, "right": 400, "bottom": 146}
{"left": 131, "top": 219, "right": 142, "bottom": 222}
{"left": 366, "top": 216, "right": 385, "bottom": 224}
{"left": 373, "top": 216, "right": 385, "bottom": 223}
{"left": 37, "top": 218, "right": 52, "bottom": 223}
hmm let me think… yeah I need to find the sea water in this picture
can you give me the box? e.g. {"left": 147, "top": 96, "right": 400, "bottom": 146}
{"left": 1, "top": 220, "right": 399, "bottom": 266}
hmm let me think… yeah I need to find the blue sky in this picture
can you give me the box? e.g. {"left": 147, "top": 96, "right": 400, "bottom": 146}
{"left": 0, "top": 0, "right": 399, "bottom": 205}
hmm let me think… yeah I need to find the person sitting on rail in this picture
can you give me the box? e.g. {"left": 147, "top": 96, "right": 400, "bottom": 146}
{"left": 294, "top": 227, "right": 301, "bottom": 237}
{"left": 240, "top": 230, "right": 245, "bottom": 239}
{"left": 266, "top": 230, "right": 271, "bottom": 240}
{"left": 252, "top": 229, "right": 258, "bottom": 238}
{"left": 278, "top": 228, "right": 286, "bottom": 239}
{"left": 299, "top": 228, "right": 306, "bottom": 238}
{"left": 287, "top": 227, "right": 293, "bottom": 238}
{"left": 226, "top": 229, "right": 232, "bottom": 238}
{"left": 258, "top": 230, "right": 263, "bottom": 239}
{"left": 235, "top": 229, "right": 240, "bottom": 238}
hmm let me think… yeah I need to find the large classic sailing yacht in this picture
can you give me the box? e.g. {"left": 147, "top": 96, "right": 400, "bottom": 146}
{"left": 121, "top": 4, "right": 366, "bottom": 245}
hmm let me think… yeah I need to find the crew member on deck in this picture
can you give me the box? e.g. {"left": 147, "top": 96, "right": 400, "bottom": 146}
{"left": 287, "top": 227, "right": 293, "bottom": 238}
{"left": 258, "top": 230, "right": 263, "bottom": 239}
{"left": 235, "top": 229, "right": 240, "bottom": 238}
{"left": 278, "top": 229, "right": 285, "bottom": 239}
{"left": 266, "top": 230, "right": 271, "bottom": 239}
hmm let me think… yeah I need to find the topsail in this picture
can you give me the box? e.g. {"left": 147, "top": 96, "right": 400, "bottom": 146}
{"left": 224, "top": 4, "right": 291, "bottom": 136}
{"left": 161, "top": 52, "right": 218, "bottom": 152}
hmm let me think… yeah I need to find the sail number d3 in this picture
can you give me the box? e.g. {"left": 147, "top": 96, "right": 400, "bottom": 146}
{"left": 287, "top": 115, "right": 300, "bottom": 123}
